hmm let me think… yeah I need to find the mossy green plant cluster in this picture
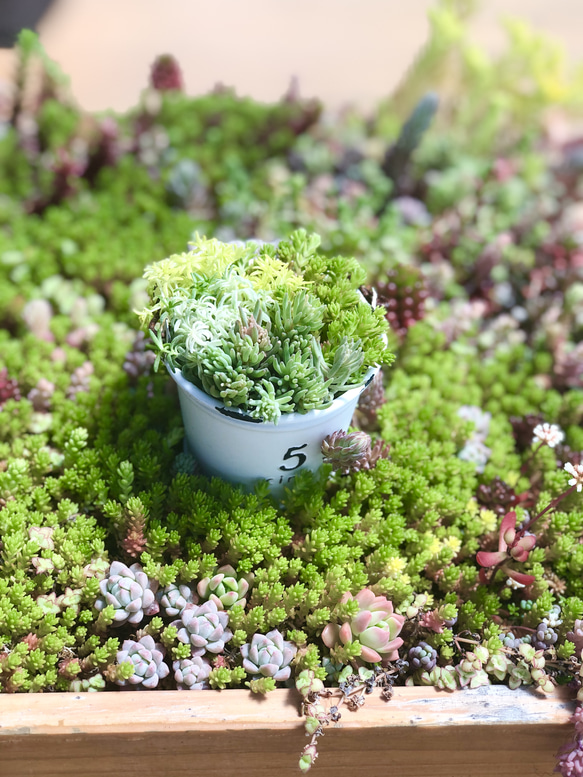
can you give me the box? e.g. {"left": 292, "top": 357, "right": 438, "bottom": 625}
{"left": 139, "top": 230, "right": 390, "bottom": 421}
{"left": 0, "top": 11, "right": 583, "bottom": 769}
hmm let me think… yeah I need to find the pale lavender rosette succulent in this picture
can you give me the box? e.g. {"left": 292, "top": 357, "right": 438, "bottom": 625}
{"left": 95, "top": 561, "right": 159, "bottom": 626}
{"left": 171, "top": 601, "right": 233, "bottom": 656}
{"left": 322, "top": 589, "right": 405, "bottom": 663}
{"left": 240, "top": 629, "right": 297, "bottom": 682}
{"left": 115, "top": 635, "right": 169, "bottom": 689}
{"left": 158, "top": 582, "right": 198, "bottom": 617}
{"left": 173, "top": 655, "right": 212, "bottom": 690}
{"left": 197, "top": 565, "right": 250, "bottom": 610}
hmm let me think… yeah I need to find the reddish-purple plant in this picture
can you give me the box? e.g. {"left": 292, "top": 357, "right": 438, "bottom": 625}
{"left": 556, "top": 706, "right": 583, "bottom": 776}
{"left": 150, "top": 55, "right": 184, "bottom": 92}
{"left": 476, "top": 511, "right": 536, "bottom": 586}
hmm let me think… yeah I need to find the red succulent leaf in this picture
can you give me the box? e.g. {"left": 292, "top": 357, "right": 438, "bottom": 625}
{"left": 499, "top": 511, "right": 517, "bottom": 551}
{"left": 476, "top": 550, "right": 507, "bottom": 568}
{"left": 505, "top": 568, "right": 536, "bottom": 586}
{"left": 517, "top": 534, "right": 536, "bottom": 552}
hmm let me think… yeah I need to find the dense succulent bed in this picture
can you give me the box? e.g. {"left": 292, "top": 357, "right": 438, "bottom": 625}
{"left": 3, "top": 4, "right": 583, "bottom": 773}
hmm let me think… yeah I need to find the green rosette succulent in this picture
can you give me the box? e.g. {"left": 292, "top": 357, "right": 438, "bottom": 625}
{"left": 240, "top": 629, "right": 297, "bottom": 682}
{"left": 322, "top": 589, "right": 405, "bottom": 663}
{"left": 115, "top": 636, "right": 170, "bottom": 689}
{"left": 95, "top": 561, "right": 159, "bottom": 626}
{"left": 171, "top": 601, "right": 233, "bottom": 655}
{"left": 196, "top": 565, "right": 250, "bottom": 610}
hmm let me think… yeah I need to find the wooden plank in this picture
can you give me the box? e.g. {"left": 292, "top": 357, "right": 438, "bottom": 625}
{"left": 0, "top": 686, "right": 576, "bottom": 777}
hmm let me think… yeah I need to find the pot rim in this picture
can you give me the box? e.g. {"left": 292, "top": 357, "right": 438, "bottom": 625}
{"left": 168, "top": 364, "right": 378, "bottom": 430}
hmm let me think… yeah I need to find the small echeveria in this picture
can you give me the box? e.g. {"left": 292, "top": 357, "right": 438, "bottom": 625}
{"left": 322, "top": 589, "right": 405, "bottom": 663}
{"left": 95, "top": 561, "right": 159, "bottom": 626}
{"left": 115, "top": 635, "right": 169, "bottom": 689}
{"left": 171, "top": 601, "right": 233, "bottom": 656}
{"left": 241, "top": 629, "right": 297, "bottom": 682}
{"left": 173, "top": 655, "right": 212, "bottom": 690}
{"left": 158, "top": 583, "right": 198, "bottom": 617}
{"left": 197, "top": 565, "right": 250, "bottom": 610}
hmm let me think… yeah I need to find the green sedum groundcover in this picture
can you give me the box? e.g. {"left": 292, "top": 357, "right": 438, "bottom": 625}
{"left": 2, "top": 6, "right": 583, "bottom": 772}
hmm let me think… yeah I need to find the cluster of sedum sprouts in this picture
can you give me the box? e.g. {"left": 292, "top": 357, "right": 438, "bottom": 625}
{"left": 138, "top": 230, "right": 391, "bottom": 422}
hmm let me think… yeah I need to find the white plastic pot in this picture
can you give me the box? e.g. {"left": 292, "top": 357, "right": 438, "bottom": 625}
{"left": 169, "top": 367, "right": 377, "bottom": 496}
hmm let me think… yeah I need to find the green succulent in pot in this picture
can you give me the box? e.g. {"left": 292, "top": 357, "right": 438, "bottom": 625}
{"left": 138, "top": 229, "right": 392, "bottom": 424}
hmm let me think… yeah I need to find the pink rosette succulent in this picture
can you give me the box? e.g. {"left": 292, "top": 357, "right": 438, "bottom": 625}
{"left": 173, "top": 655, "right": 212, "bottom": 690}
{"left": 240, "top": 629, "right": 297, "bottom": 682}
{"left": 95, "top": 561, "right": 159, "bottom": 626}
{"left": 322, "top": 589, "right": 405, "bottom": 663}
{"left": 115, "top": 635, "right": 169, "bottom": 689}
{"left": 171, "top": 600, "right": 233, "bottom": 656}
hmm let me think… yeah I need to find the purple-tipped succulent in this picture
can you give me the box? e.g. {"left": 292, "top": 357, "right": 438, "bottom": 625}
{"left": 158, "top": 583, "right": 198, "bottom": 617}
{"left": 566, "top": 620, "right": 583, "bottom": 655}
{"left": 150, "top": 54, "right": 184, "bottom": 92}
{"left": 115, "top": 635, "right": 170, "bottom": 689}
{"left": 240, "top": 629, "right": 297, "bottom": 682}
{"left": 173, "top": 655, "right": 212, "bottom": 690}
{"left": 532, "top": 622, "right": 558, "bottom": 651}
{"left": 197, "top": 565, "right": 250, "bottom": 610}
{"left": 322, "top": 589, "right": 405, "bottom": 663}
{"left": 321, "top": 430, "right": 372, "bottom": 474}
{"left": 408, "top": 641, "right": 438, "bottom": 671}
{"left": 94, "top": 561, "right": 159, "bottom": 626}
{"left": 171, "top": 601, "right": 233, "bottom": 656}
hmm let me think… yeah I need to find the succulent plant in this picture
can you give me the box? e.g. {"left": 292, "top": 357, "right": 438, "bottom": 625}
{"left": 355, "top": 369, "right": 386, "bottom": 429}
{"left": 455, "top": 651, "right": 490, "bottom": 689}
{"left": 123, "top": 331, "right": 156, "bottom": 382}
{"left": 150, "top": 54, "right": 184, "bottom": 92}
{"left": 566, "top": 620, "right": 583, "bottom": 655}
{"left": 173, "top": 655, "right": 212, "bottom": 690}
{"left": 171, "top": 601, "right": 233, "bottom": 656}
{"left": 138, "top": 232, "right": 391, "bottom": 422}
{"left": 322, "top": 589, "right": 405, "bottom": 663}
{"left": 408, "top": 641, "right": 438, "bottom": 671}
{"left": 115, "top": 635, "right": 170, "bottom": 689}
{"left": 321, "top": 430, "right": 372, "bottom": 474}
{"left": 510, "top": 414, "right": 545, "bottom": 451}
{"left": 532, "top": 623, "right": 559, "bottom": 651}
{"left": 240, "top": 629, "right": 297, "bottom": 681}
{"left": 158, "top": 583, "right": 198, "bottom": 617}
{"left": 94, "top": 561, "right": 159, "bottom": 626}
{"left": 69, "top": 675, "right": 106, "bottom": 693}
{"left": 27, "top": 378, "right": 55, "bottom": 412}
{"left": 502, "top": 631, "right": 523, "bottom": 650}
{"left": 321, "top": 430, "right": 389, "bottom": 475}
{"left": 197, "top": 565, "right": 250, "bottom": 610}
{"left": 543, "top": 604, "right": 563, "bottom": 628}
{"left": 476, "top": 477, "right": 519, "bottom": 517}
{"left": 366, "top": 266, "right": 429, "bottom": 339}
{"left": 0, "top": 368, "right": 21, "bottom": 409}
